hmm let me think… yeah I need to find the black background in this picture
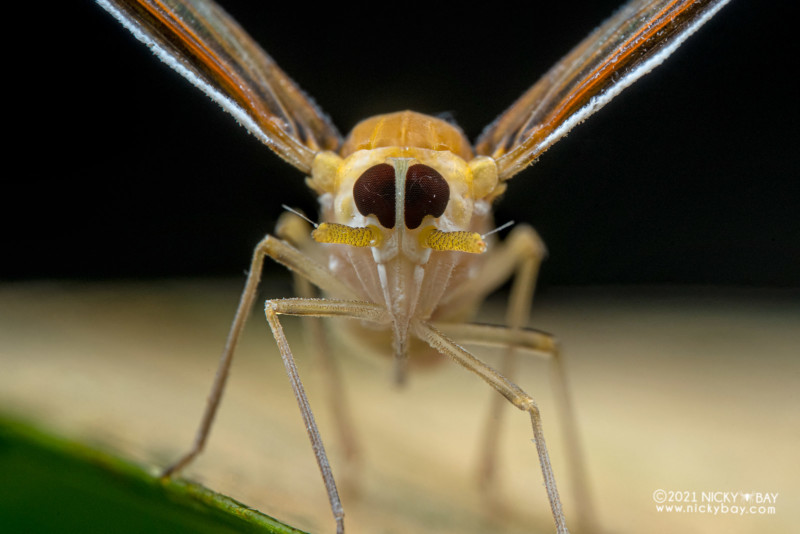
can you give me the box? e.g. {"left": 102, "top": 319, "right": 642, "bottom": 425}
{"left": 9, "top": 1, "right": 798, "bottom": 288}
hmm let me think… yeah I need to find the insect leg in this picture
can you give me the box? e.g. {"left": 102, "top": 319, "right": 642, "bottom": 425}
{"left": 412, "top": 320, "right": 569, "bottom": 534}
{"left": 482, "top": 225, "right": 543, "bottom": 492}
{"left": 431, "top": 322, "right": 556, "bottom": 357}
{"left": 433, "top": 323, "right": 597, "bottom": 532}
{"left": 442, "top": 225, "right": 546, "bottom": 488}
{"left": 160, "top": 233, "right": 273, "bottom": 477}
{"left": 265, "top": 298, "right": 388, "bottom": 534}
{"left": 442, "top": 224, "right": 594, "bottom": 529}
{"left": 161, "top": 233, "right": 357, "bottom": 478}
{"left": 276, "top": 212, "right": 361, "bottom": 478}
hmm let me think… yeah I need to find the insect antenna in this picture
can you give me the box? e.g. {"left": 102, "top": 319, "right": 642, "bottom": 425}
{"left": 281, "top": 204, "right": 318, "bottom": 228}
{"left": 481, "top": 220, "right": 515, "bottom": 240}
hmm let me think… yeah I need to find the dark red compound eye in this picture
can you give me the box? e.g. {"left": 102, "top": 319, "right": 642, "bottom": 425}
{"left": 404, "top": 164, "right": 450, "bottom": 229}
{"left": 353, "top": 163, "right": 396, "bottom": 228}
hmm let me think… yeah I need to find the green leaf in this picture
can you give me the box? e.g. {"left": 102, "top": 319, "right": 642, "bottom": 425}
{"left": 0, "top": 416, "right": 307, "bottom": 534}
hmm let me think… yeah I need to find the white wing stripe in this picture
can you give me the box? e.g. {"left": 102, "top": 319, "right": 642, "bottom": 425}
{"left": 97, "top": 0, "right": 292, "bottom": 163}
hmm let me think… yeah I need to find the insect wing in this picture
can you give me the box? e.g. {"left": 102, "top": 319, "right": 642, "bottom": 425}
{"left": 97, "top": 0, "right": 342, "bottom": 173}
{"left": 475, "top": 0, "right": 732, "bottom": 181}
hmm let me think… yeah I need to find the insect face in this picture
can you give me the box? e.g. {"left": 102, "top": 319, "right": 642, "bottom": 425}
{"left": 304, "top": 113, "right": 497, "bottom": 333}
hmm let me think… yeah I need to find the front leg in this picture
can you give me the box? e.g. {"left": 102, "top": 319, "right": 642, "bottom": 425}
{"left": 413, "top": 320, "right": 569, "bottom": 534}
{"left": 264, "top": 297, "right": 388, "bottom": 534}
{"left": 162, "top": 233, "right": 357, "bottom": 478}
{"left": 434, "top": 322, "right": 596, "bottom": 532}
{"left": 442, "top": 224, "right": 596, "bottom": 531}
{"left": 277, "top": 212, "right": 361, "bottom": 470}
{"left": 444, "top": 225, "right": 547, "bottom": 489}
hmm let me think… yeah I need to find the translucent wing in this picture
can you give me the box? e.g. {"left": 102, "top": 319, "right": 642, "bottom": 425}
{"left": 476, "top": 0, "right": 732, "bottom": 181}
{"left": 97, "top": 0, "right": 342, "bottom": 173}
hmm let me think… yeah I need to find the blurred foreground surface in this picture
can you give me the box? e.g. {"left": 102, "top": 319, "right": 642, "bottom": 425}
{"left": 1, "top": 281, "right": 797, "bottom": 534}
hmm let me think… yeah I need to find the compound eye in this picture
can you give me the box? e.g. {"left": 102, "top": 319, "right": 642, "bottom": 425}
{"left": 353, "top": 163, "right": 396, "bottom": 228}
{"left": 404, "top": 164, "right": 450, "bottom": 229}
